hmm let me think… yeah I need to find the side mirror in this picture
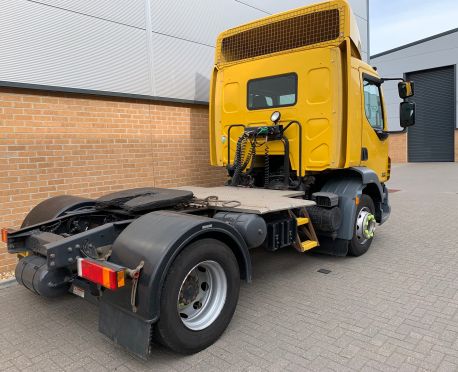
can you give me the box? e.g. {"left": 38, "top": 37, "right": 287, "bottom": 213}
{"left": 398, "top": 81, "right": 414, "bottom": 98}
{"left": 400, "top": 101, "right": 415, "bottom": 128}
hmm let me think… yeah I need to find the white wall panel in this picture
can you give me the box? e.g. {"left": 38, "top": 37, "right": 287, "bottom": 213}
{"left": 239, "top": 0, "right": 367, "bottom": 20}
{"left": 151, "top": 33, "right": 214, "bottom": 101}
{"left": 0, "top": 0, "right": 150, "bottom": 95}
{"left": 346, "top": 0, "right": 368, "bottom": 20}
{"left": 151, "top": 0, "right": 265, "bottom": 47}
{"left": 31, "top": 0, "right": 146, "bottom": 28}
{"left": 355, "top": 15, "right": 368, "bottom": 54}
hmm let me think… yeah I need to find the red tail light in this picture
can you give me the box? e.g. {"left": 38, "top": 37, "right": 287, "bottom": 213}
{"left": 77, "top": 258, "right": 125, "bottom": 290}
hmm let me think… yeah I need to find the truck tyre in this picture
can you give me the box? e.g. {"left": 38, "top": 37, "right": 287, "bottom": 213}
{"left": 348, "top": 194, "right": 376, "bottom": 257}
{"left": 155, "top": 238, "right": 240, "bottom": 354}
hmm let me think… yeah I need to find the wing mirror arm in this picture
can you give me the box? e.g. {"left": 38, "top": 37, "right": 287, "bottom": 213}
{"left": 381, "top": 77, "right": 415, "bottom": 99}
{"left": 378, "top": 78, "right": 415, "bottom": 135}
{"left": 378, "top": 99, "right": 415, "bottom": 136}
{"left": 380, "top": 128, "right": 408, "bottom": 135}
{"left": 380, "top": 77, "right": 405, "bottom": 83}
{"left": 374, "top": 128, "right": 406, "bottom": 140}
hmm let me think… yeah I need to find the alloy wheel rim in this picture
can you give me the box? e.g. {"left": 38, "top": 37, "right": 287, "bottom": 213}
{"left": 177, "top": 260, "right": 227, "bottom": 331}
{"left": 355, "top": 207, "right": 376, "bottom": 244}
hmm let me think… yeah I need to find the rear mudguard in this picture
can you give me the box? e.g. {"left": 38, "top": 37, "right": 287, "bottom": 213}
{"left": 99, "top": 210, "right": 251, "bottom": 358}
{"left": 315, "top": 168, "right": 390, "bottom": 255}
{"left": 21, "top": 195, "right": 94, "bottom": 228}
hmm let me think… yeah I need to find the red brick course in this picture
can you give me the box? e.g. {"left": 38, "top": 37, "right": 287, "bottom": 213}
{"left": 389, "top": 133, "right": 407, "bottom": 163}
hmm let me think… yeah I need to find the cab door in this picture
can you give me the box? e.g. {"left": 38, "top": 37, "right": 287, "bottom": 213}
{"left": 359, "top": 71, "right": 389, "bottom": 182}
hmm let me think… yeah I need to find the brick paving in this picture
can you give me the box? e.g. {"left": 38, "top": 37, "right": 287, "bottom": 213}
{"left": 1, "top": 163, "right": 457, "bottom": 371}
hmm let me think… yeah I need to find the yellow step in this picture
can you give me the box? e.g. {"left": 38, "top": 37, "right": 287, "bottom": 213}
{"left": 300, "top": 240, "right": 318, "bottom": 251}
{"left": 296, "top": 217, "right": 310, "bottom": 226}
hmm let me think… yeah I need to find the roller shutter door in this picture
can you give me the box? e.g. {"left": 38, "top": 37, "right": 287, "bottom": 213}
{"left": 407, "top": 66, "right": 455, "bottom": 162}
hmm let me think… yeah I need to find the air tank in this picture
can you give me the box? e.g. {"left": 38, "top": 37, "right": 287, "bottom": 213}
{"left": 213, "top": 212, "right": 267, "bottom": 248}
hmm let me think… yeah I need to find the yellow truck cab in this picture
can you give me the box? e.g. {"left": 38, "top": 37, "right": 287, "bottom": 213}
{"left": 209, "top": 0, "right": 415, "bottom": 255}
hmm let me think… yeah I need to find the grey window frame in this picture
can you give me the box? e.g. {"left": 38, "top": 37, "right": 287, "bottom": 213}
{"left": 362, "top": 74, "right": 385, "bottom": 130}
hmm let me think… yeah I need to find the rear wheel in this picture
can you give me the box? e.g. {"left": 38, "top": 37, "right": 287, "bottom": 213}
{"left": 155, "top": 238, "right": 240, "bottom": 354}
{"left": 348, "top": 194, "right": 376, "bottom": 257}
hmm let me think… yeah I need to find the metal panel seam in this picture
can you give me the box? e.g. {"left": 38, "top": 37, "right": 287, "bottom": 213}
{"left": 366, "top": 0, "right": 370, "bottom": 61}
{"left": 144, "top": 0, "right": 156, "bottom": 96}
{"left": 25, "top": 0, "right": 145, "bottom": 30}
{"left": 233, "top": 0, "right": 271, "bottom": 15}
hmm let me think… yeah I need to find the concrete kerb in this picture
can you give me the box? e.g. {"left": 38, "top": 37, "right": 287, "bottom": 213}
{"left": 0, "top": 278, "right": 17, "bottom": 290}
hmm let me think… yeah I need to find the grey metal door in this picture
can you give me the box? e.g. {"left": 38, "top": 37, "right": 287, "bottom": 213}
{"left": 406, "top": 66, "right": 455, "bottom": 162}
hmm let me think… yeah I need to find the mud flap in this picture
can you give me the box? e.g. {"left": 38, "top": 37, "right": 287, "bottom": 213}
{"left": 99, "top": 302, "right": 154, "bottom": 360}
{"left": 312, "top": 237, "right": 349, "bottom": 256}
{"left": 380, "top": 184, "right": 391, "bottom": 224}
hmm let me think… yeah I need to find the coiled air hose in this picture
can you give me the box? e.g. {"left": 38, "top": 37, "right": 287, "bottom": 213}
{"left": 264, "top": 142, "right": 270, "bottom": 188}
{"left": 231, "top": 132, "right": 258, "bottom": 186}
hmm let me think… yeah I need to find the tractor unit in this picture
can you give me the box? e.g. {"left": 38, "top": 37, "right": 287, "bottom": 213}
{"left": 3, "top": 0, "right": 415, "bottom": 359}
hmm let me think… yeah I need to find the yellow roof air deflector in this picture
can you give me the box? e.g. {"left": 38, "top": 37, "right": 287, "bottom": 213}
{"left": 215, "top": 0, "right": 354, "bottom": 67}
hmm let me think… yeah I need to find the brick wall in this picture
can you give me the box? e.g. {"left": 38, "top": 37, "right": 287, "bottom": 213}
{"left": 388, "top": 133, "right": 407, "bottom": 163}
{"left": 0, "top": 88, "right": 226, "bottom": 273}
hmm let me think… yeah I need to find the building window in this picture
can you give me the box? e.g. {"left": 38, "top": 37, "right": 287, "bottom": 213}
{"left": 363, "top": 79, "right": 384, "bottom": 130}
{"left": 247, "top": 73, "right": 297, "bottom": 110}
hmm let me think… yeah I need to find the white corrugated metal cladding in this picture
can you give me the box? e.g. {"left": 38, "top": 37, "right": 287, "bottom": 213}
{"left": 0, "top": 0, "right": 369, "bottom": 103}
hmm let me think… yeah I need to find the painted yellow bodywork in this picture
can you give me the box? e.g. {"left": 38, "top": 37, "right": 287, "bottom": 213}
{"left": 296, "top": 217, "right": 310, "bottom": 226}
{"left": 300, "top": 240, "right": 319, "bottom": 251}
{"left": 209, "top": 0, "right": 389, "bottom": 183}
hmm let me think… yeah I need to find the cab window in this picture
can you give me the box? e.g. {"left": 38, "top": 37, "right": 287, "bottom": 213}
{"left": 248, "top": 73, "right": 297, "bottom": 110}
{"left": 363, "top": 79, "right": 384, "bottom": 130}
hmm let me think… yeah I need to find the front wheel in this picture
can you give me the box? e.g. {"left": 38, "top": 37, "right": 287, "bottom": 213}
{"left": 348, "top": 194, "right": 376, "bottom": 257}
{"left": 155, "top": 238, "right": 240, "bottom": 354}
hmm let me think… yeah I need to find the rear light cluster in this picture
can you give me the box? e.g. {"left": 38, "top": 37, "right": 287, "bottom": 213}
{"left": 77, "top": 258, "right": 125, "bottom": 290}
{"left": 1, "top": 228, "right": 15, "bottom": 244}
{"left": 1, "top": 228, "right": 9, "bottom": 244}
